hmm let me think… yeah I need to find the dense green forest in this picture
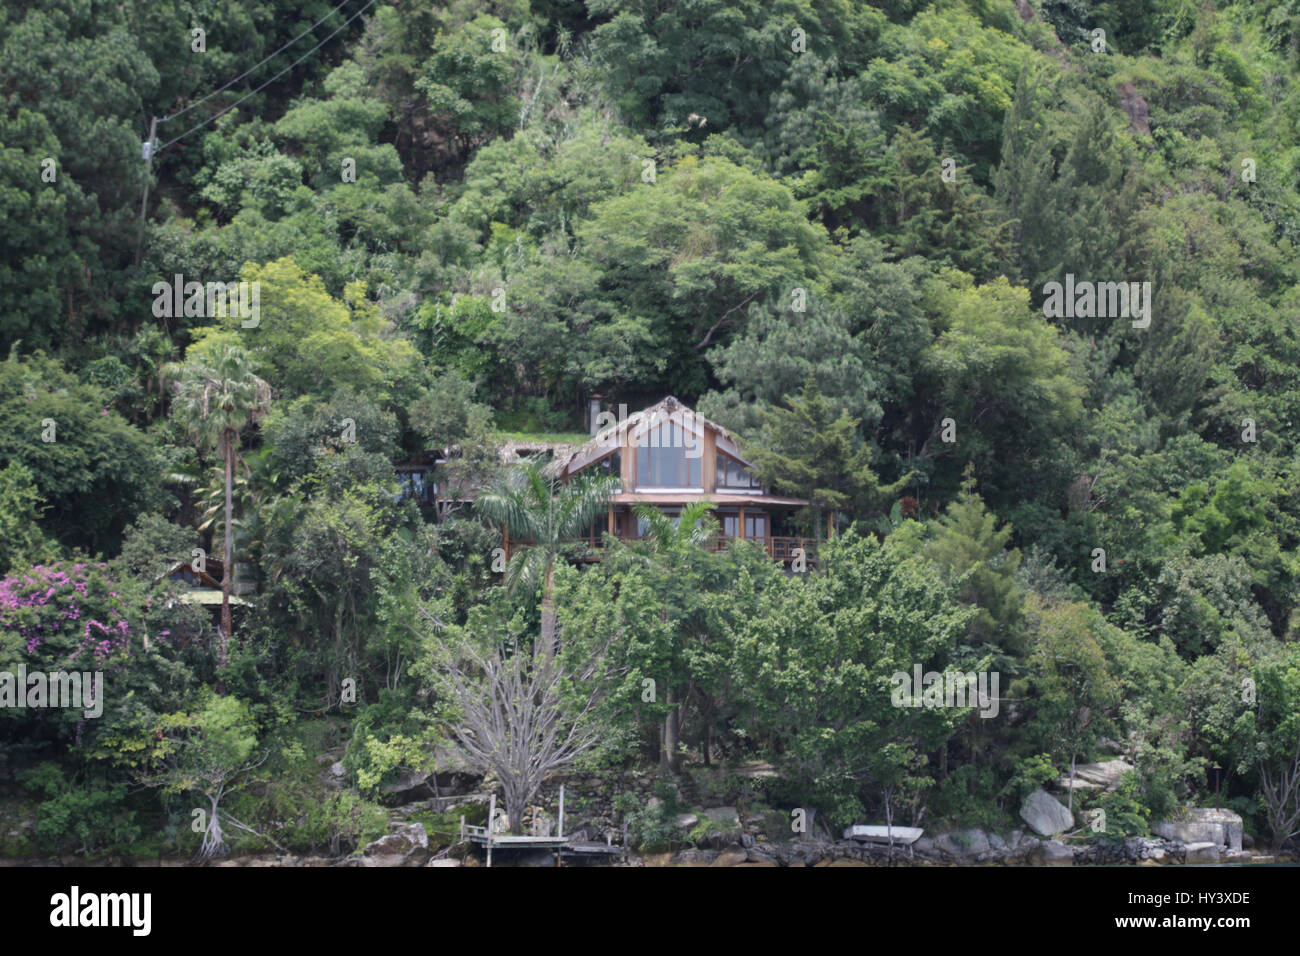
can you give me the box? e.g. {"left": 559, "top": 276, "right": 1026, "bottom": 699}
{"left": 3, "top": 0, "right": 1300, "bottom": 861}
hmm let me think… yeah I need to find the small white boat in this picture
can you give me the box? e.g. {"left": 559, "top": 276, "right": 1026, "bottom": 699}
{"left": 843, "top": 824, "right": 924, "bottom": 845}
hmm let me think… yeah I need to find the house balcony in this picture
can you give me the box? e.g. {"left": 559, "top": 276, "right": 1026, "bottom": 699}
{"left": 503, "top": 534, "right": 818, "bottom": 565}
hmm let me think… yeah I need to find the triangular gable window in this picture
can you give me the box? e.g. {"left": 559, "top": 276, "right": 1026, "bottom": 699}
{"left": 636, "top": 419, "right": 702, "bottom": 488}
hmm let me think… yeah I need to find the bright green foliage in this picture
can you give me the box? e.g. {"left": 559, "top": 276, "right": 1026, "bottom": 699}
{"left": 133, "top": 691, "right": 264, "bottom": 859}
{"left": 921, "top": 271, "right": 1085, "bottom": 504}
{"left": 187, "top": 258, "right": 421, "bottom": 403}
{"left": 451, "top": 115, "right": 648, "bottom": 240}
{"left": 725, "top": 532, "right": 976, "bottom": 826}
{"left": 923, "top": 472, "right": 1024, "bottom": 651}
{"left": 0, "top": 351, "right": 161, "bottom": 554}
{"left": 1240, "top": 644, "right": 1300, "bottom": 847}
{"left": 1017, "top": 595, "right": 1122, "bottom": 811}
{"left": 112, "top": 513, "right": 196, "bottom": 584}
{"left": 576, "top": 154, "right": 827, "bottom": 395}
{"left": 0, "top": 463, "right": 59, "bottom": 574}
{"left": 743, "top": 383, "right": 910, "bottom": 536}
{"left": 588, "top": 0, "right": 882, "bottom": 134}
{"left": 415, "top": 16, "right": 524, "bottom": 172}
{"left": 9, "top": 0, "right": 1300, "bottom": 855}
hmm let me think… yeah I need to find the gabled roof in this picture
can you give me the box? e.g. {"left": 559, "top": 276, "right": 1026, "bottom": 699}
{"left": 162, "top": 558, "right": 255, "bottom": 595}
{"left": 548, "top": 396, "right": 750, "bottom": 478}
{"left": 162, "top": 559, "right": 224, "bottom": 590}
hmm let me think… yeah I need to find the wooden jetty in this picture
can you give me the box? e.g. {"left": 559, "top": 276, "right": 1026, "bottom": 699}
{"left": 460, "top": 786, "right": 625, "bottom": 866}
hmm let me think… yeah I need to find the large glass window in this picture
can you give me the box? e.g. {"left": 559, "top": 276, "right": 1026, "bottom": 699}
{"left": 395, "top": 470, "right": 432, "bottom": 504}
{"left": 720, "top": 512, "right": 766, "bottom": 540}
{"left": 594, "top": 450, "right": 621, "bottom": 488}
{"left": 636, "top": 422, "right": 701, "bottom": 488}
{"left": 573, "top": 450, "right": 622, "bottom": 489}
{"left": 716, "top": 453, "right": 761, "bottom": 490}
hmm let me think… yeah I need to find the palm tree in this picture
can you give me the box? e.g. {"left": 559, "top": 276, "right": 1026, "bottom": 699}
{"left": 164, "top": 343, "right": 272, "bottom": 666}
{"left": 474, "top": 459, "right": 621, "bottom": 659}
{"left": 631, "top": 501, "right": 718, "bottom": 553}
{"left": 631, "top": 502, "right": 719, "bottom": 773}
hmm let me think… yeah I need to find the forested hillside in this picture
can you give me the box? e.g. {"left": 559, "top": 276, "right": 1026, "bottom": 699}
{"left": 3, "top": 0, "right": 1300, "bottom": 860}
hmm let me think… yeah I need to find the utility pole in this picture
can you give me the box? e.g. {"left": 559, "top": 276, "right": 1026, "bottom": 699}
{"left": 136, "top": 115, "right": 158, "bottom": 265}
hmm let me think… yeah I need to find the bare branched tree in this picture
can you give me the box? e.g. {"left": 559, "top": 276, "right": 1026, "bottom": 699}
{"left": 1258, "top": 728, "right": 1300, "bottom": 849}
{"left": 434, "top": 633, "right": 609, "bottom": 833}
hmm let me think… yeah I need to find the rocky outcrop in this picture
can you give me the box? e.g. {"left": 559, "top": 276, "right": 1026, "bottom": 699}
{"left": 1020, "top": 790, "right": 1074, "bottom": 836}
{"left": 701, "top": 807, "right": 740, "bottom": 828}
{"left": 936, "top": 829, "right": 991, "bottom": 858}
{"left": 378, "top": 748, "right": 482, "bottom": 806}
{"left": 673, "top": 848, "right": 718, "bottom": 866}
{"left": 1116, "top": 82, "right": 1151, "bottom": 136}
{"left": 710, "top": 846, "right": 749, "bottom": 867}
{"left": 1154, "top": 809, "right": 1243, "bottom": 852}
{"left": 1036, "top": 840, "right": 1074, "bottom": 866}
{"left": 689, "top": 832, "right": 1227, "bottom": 868}
{"left": 1055, "top": 759, "right": 1135, "bottom": 794}
{"left": 693, "top": 806, "right": 742, "bottom": 847}
{"left": 360, "top": 823, "right": 430, "bottom": 867}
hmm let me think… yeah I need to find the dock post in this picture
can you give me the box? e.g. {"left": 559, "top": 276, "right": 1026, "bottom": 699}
{"left": 459, "top": 814, "right": 465, "bottom": 842}
{"left": 558, "top": 785, "right": 565, "bottom": 840}
{"left": 487, "top": 793, "right": 496, "bottom": 868}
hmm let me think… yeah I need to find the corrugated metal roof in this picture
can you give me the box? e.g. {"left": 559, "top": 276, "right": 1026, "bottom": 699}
{"left": 175, "top": 589, "right": 251, "bottom": 606}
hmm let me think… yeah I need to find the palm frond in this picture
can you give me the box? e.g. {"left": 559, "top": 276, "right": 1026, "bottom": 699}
{"left": 631, "top": 502, "right": 676, "bottom": 548}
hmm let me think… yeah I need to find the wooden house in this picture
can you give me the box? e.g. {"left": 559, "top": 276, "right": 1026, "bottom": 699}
{"left": 534, "top": 396, "right": 817, "bottom": 563}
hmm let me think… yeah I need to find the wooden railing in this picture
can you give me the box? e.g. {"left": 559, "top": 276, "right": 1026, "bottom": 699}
{"left": 505, "top": 535, "right": 817, "bottom": 563}
{"left": 707, "top": 535, "right": 816, "bottom": 562}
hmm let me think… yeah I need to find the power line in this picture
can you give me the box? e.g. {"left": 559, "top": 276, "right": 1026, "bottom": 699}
{"left": 159, "top": 0, "right": 359, "bottom": 124}
{"left": 154, "top": 0, "right": 378, "bottom": 153}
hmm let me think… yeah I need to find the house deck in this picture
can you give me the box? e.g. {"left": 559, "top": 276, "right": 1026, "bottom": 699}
{"left": 504, "top": 532, "right": 818, "bottom": 563}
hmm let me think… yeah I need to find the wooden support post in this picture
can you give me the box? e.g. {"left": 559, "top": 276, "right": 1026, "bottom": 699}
{"left": 558, "top": 784, "right": 565, "bottom": 839}
{"left": 738, "top": 506, "right": 746, "bottom": 542}
{"left": 487, "top": 793, "right": 496, "bottom": 868}
{"left": 607, "top": 506, "right": 614, "bottom": 538}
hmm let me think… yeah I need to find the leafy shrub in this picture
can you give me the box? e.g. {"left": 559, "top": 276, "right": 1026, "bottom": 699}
{"left": 20, "top": 762, "right": 139, "bottom": 855}
{"left": 613, "top": 791, "right": 677, "bottom": 853}
{"left": 283, "top": 791, "right": 388, "bottom": 855}
{"left": 1090, "top": 773, "right": 1151, "bottom": 841}
{"left": 687, "top": 816, "right": 731, "bottom": 847}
